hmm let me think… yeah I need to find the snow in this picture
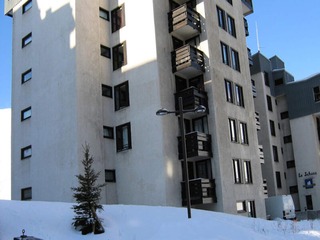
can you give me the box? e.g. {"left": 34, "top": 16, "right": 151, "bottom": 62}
{"left": 1, "top": 201, "right": 320, "bottom": 240}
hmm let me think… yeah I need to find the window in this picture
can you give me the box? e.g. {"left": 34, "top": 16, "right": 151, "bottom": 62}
{"left": 217, "top": 7, "right": 226, "bottom": 30}
{"left": 239, "top": 122, "right": 248, "bottom": 144}
{"left": 99, "top": 7, "right": 109, "bottom": 21}
{"left": 21, "top": 68, "right": 32, "bottom": 84}
{"left": 236, "top": 201, "right": 246, "bottom": 213}
{"left": 289, "top": 185, "right": 298, "bottom": 194}
{"left": 196, "top": 160, "right": 211, "bottom": 179}
{"left": 233, "top": 159, "right": 241, "bottom": 183}
{"left": 286, "top": 160, "right": 295, "bottom": 168}
{"left": 269, "top": 120, "right": 276, "bottom": 136}
{"left": 225, "top": 80, "right": 234, "bottom": 103}
{"left": 283, "top": 135, "right": 292, "bottom": 144}
{"left": 21, "top": 107, "right": 31, "bottom": 121}
{"left": 220, "top": 42, "right": 230, "bottom": 65}
{"left": 247, "top": 201, "right": 256, "bottom": 218}
{"left": 231, "top": 48, "right": 240, "bottom": 71}
{"left": 243, "top": 160, "right": 252, "bottom": 184}
{"left": 105, "top": 169, "right": 116, "bottom": 182}
{"left": 264, "top": 72, "right": 269, "bottom": 87}
{"left": 103, "top": 126, "right": 114, "bottom": 139}
{"left": 306, "top": 195, "right": 313, "bottom": 210}
{"left": 226, "top": 0, "right": 233, "bottom": 5}
{"left": 266, "top": 95, "right": 273, "bottom": 111}
{"left": 276, "top": 171, "right": 282, "bottom": 188}
{"left": 114, "top": 81, "right": 129, "bottom": 111}
{"left": 22, "top": 32, "right": 32, "bottom": 48}
{"left": 100, "top": 45, "right": 111, "bottom": 58}
{"left": 313, "top": 86, "right": 320, "bottom": 102}
{"left": 192, "top": 116, "right": 208, "bottom": 133}
{"left": 102, "top": 84, "right": 112, "bottom": 98}
{"left": 235, "top": 84, "right": 244, "bottom": 107}
{"left": 229, "top": 118, "right": 237, "bottom": 142}
{"left": 22, "top": 0, "right": 32, "bottom": 14}
{"left": 272, "top": 145, "right": 279, "bottom": 162}
{"left": 111, "top": 5, "right": 125, "bottom": 33}
{"left": 21, "top": 145, "right": 32, "bottom": 159}
{"left": 280, "top": 111, "right": 289, "bottom": 119}
{"left": 227, "top": 15, "right": 236, "bottom": 37}
{"left": 21, "top": 187, "right": 32, "bottom": 200}
{"left": 112, "top": 42, "right": 127, "bottom": 70}
{"left": 116, "top": 122, "right": 131, "bottom": 152}
{"left": 275, "top": 78, "right": 283, "bottom": 86}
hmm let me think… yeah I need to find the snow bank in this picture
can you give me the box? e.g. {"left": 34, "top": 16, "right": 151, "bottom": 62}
{"left": 1, "top": 200, "right": 320, "bottom": 240}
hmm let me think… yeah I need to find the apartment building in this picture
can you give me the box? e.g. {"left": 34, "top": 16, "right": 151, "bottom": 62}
{"left": 6, "top": 0, "right": 266, "bottom": 218}
{"left": 251, "top": 52, "right": 320, "bottom": 212}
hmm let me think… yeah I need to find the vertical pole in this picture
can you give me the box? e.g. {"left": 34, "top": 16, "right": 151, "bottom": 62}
{"left": 179, "top": 97, "right": 191, "bottom": 219}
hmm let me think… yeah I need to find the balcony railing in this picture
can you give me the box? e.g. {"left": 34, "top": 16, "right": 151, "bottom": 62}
{"left": 181, "top": 178, "right": 217, "bottom": 206}
{"left": 168, "top": 4, "right": 201, "bottom": 40}
{"left": 178, "top": 131, "right": 212, "bottom": 161}
{"left": 248, "top": 48, "right": 253, "bottom": 66}
{"left": 171, "top": 44, "right": 205, "bottom": 78}
{"left": 244, "top": 18, "right": 249, "bottom": 37}
{"left": 255, "top": 111, "right": 260, "bottom": 130}
{"left": 241, "top": 0, "right": 253, "bottom": 16}
{"left": 175, "top": 87, "right": 208, "bottom": 114}
{"left": 259, "top": 145, "right": 264, "bottom": 164}
{"left": 263, "top": 179, "right": 268, "bottom": 195}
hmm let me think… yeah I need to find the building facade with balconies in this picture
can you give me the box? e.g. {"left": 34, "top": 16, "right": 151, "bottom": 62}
{"left": 251, "top": 52, "right": 320, "bottom": 213}
{"left": 6, "top": 0, "right": 266, "bottom": 218}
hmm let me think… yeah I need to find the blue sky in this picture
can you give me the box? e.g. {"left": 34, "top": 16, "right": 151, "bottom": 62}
{"left": 0, "top": 1, "right": 319, "bottom": 109}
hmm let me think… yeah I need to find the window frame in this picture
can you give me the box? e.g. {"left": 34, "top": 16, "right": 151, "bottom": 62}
{"left": 22, "top": 32, "right": 32, "bottom": 48}
{"left": 221, "top": 42, "right": 230, "bottom": 66}
{"left": 103, "top": 126, "right": 114, "bottom": 139}
{"left": 105, "top": 169, "right": 116, "bottom": 182}
{"left": 116, "top": 122, "right": 132, "bottom": 152}
{"left": 100, "top": 45, "right": 111, "bottom": 58}
{"left": 243, "top": 160, "right": 252, "bottom": 184}
{"left": 21, "top": 68, "right": 32, "bottom": 84}
{"left": 112, "top": 42, "right": 127, "bottom": 71}
{"left": 99, "top": 7, "right": 109, "bottom": 21}
{"left": 21, "top": 145, "right": 32, "bottom": 160}
{"left": 21, "top": 187, "right": 32, "bottom": 200}
{"left": 239, "top": 121, "right": 249, "bottom": 145}
{"left": 276, "top": 171, "right": 282, "bottom": 188}
{"left": 313, "top": 86, "right": 320, "bottom": 102}
{"left": 217, "top": 6, "right": 226, "bottom": 30}
{"left": 230, "top": 48, "right": 240, "bottom": 71}
{"left": 272, "top": 145, "right": 279, "bottom": 162}
{"left": 235, "top": 84, "right": 244, "bottom": 107}
{"left": 229, "top": 118, "right": 237, "bottom": 143}
{"left": 269, "top": 120, "right": 276, "bottom": 136}
{"left": 233, "top": 159, "right": 242, "bottom": 184}
{"left": 227, "top": 14, "right": 236, "bottom": 38}
{"left": 102, "top": 84, "right": 112, "bottom": 98}
{"left": 22, "top": 0, "right": 32, "bottom": 14}
{"left": 111, "top": 4, "right": 125, "bottom": 33}
{"left": 114, "top": 81, "right": 129, "bottom": 111}
{"left": 225, "top": 79, "right": 234, "bottom": 103}
{"left": 266, "top": 95, "right": 273, "bottom": 111}
{"left": 21, "top": 106, "right": 32, "bottom": 121}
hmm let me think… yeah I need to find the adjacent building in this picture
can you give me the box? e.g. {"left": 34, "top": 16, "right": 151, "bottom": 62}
{"left": 251, "top": 52, "right": 320, "bottom": 213}
{"left": 6, "top": 0, "right": 267, "bottom": 218}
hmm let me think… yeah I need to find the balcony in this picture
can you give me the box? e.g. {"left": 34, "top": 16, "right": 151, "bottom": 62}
{"left": 252, "top": 80, "right": 257, "bottom": 98}
{"left": 171, "top": 44, "right": 205, "bottom": 78}
{"left": 255, "top": 111, "right": 260, "bottom": 130}
{"left": 259, "top": 145, "right": 264, "bottom": 164}
{"left": 241, "top": 0, "right": 253, "bottom": 16}
{"left": 244, "top": 18, "right": 249, "bottom": 37}
{"left": 178, "top": 131, "right": 212, "bottom": 161}
{"left": 181, "top": 178, "right": 217, "bottom": 206}
{"left": 168, "top": 4, "right": 201, "bottom": 41}
{"left": 248, "top": 48, "right": 253, "bottom": 66}
{"left": 175, "top": 87, "right": 208, "bottom": 114}
{"left": 263, "top": 179, "right": 268, "bottom": 195}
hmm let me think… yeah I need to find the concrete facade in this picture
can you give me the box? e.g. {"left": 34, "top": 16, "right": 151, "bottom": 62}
{"left": 251, "top": 52, "right": 320, "bottom": 213}
{"left": 8, "top": 0, "right": 266, "bottom": 218}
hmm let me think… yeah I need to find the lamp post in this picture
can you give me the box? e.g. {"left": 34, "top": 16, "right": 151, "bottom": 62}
{"left": 156, "top": 97, "right": 206, "bottom": 219}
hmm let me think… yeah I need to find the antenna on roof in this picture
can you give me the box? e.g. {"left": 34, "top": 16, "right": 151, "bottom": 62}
{"left": 255, "top": 22, "right": 261, "bottom": 52}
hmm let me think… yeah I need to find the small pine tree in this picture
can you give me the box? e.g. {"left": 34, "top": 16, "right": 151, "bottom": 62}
{"left": 71, "top": 144, "right": 106, "bottom": 235}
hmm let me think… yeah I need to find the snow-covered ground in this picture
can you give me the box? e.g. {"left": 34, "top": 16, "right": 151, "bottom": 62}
{"left": 1, "top": 201, "right": 320, "bottom": 239}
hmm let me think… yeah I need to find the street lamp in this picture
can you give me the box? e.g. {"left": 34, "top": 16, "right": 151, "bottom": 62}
{"left": 156, "top": 96, "right": 206, "bottom": 219}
